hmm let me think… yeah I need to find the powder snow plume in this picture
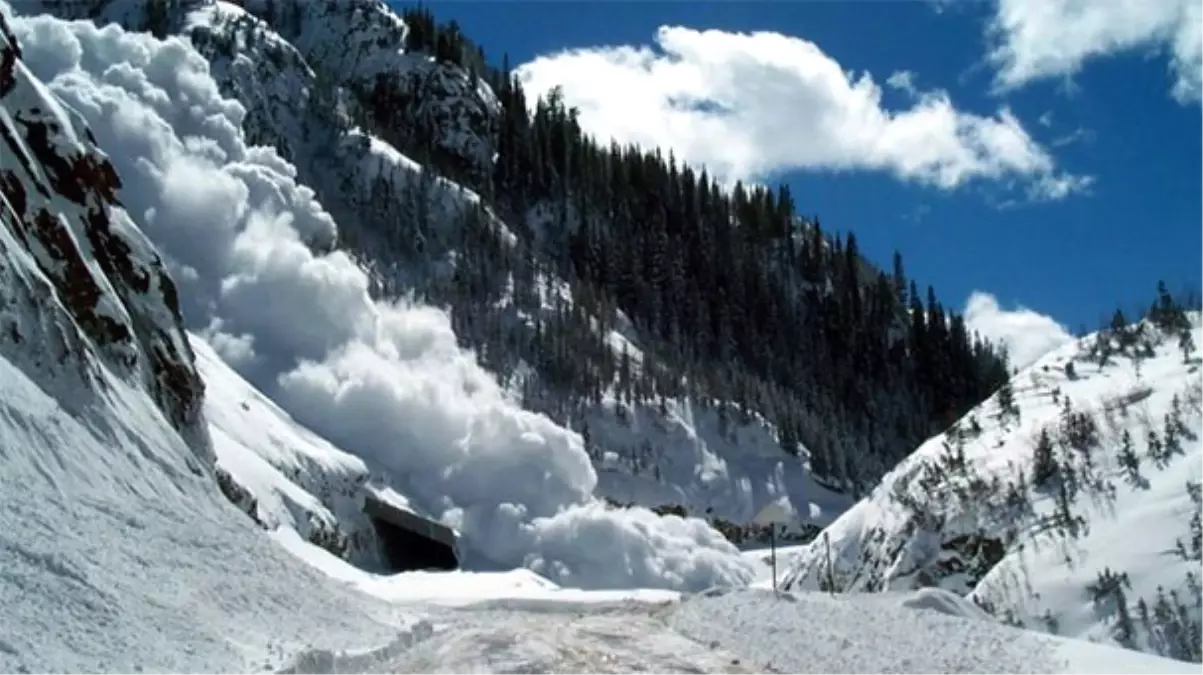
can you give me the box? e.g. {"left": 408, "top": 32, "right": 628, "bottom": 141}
{"left": 3, "top": 5, "right": 752, "bottom": 591}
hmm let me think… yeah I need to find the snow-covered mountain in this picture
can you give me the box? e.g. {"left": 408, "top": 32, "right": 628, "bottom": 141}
{"left": 4, "top": 4, "right": 1201, "bottom": 673}
{"left": 4, "top": 0, "right": 789, "bottom": 594}
{"left": 29, "top": 0, "right": 851, "bottom": 550}
{"left": 782, "top": 307, "right": 1203, "bottom": 663}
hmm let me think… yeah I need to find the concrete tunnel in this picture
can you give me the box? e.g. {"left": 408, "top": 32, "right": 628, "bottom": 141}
{"left": 363, "top": 494, "right": 460, "bottom": 572}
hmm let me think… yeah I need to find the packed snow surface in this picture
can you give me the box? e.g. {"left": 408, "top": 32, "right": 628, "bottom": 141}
{"left": 665, "top": 589, "right": 1197, "bottom": 674}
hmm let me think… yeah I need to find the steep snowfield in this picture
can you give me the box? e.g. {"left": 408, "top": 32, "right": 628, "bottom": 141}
{"left": 784, "top": 314, "right": 1203, "bottom": 661}
{"left": 191, "top": 333, "right": 387, "bottom": 565}
{"left": 0, "top": 351, "right": 416, "bottom": 673}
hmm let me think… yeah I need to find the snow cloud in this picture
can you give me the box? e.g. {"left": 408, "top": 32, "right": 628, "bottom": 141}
{"left": 964, "top": 291, "right": 1073, "bottom": 370}
{"left": 515, "top": 26, "right": 1087, "bottom": 199}
{"left": 987, "top": 0, "right": 1202, "bottom": 104}
{"left": 5, "top": 7, "right": 751, "bottom": 592}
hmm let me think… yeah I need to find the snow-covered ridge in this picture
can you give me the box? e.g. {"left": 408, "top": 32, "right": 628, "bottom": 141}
{"left": 783, "top": 310, "right": 1203, "bottom": 662}
{"left": 236, "top": 0, "right": 499, "bottom": 185}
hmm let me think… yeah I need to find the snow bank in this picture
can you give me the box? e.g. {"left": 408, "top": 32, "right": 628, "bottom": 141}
{"left": 4, "top": 5, "right": 751, "bottom": 591}
{"left": 0, "top": 351, "right": 411, "bottom": 673}
{"left": 665, "top": 589, "right": 1197, "bottom": 674}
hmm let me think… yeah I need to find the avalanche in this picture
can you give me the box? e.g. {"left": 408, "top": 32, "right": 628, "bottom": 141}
{"left": 3, "top": 3, "right": 753, "bottom": 592}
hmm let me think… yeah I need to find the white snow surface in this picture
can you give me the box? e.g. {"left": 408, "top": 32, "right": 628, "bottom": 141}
{"left": 2, "top": 3, "right": 752, "bottom": 592}
{"left": 666, "top": 589, "right": 1197, "bottom": 674}
{"left": 0, "top": 351, "right": 414, "bottom": 673}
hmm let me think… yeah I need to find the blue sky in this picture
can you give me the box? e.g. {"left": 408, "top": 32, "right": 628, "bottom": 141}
{"left": 407, "top": 0, "right": 1200, "bottom": 366}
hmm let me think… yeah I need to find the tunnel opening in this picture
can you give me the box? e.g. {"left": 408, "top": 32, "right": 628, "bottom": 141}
{"left": 364, "top": 495, "right": 460, "bottom": 572}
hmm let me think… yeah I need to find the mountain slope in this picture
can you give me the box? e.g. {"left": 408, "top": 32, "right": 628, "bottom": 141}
{"left": 5, "top": 2, "right": 761, "bottom": 591}
{"left": 27, "top": 0, "right": 855, "bottom": 551}
{"left": 34, "top": 0, "right": 1011, "bottom": 524}
{"left": 782, "top": 306, "right": 1203, "bottom": 662}
{"left": 0, "top": 10, "right": 417, "bottom": 670}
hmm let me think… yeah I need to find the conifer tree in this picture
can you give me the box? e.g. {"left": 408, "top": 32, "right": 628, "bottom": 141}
{"left": 1032, "top": 427, "right": 1057, "bottom": 486}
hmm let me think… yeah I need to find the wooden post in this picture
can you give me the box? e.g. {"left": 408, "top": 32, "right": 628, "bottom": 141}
{"left": 770, "top": 525, "right": 777, "bottom": 592}
{"left": 823, "top": 531, "right": 834, "bottom": 594}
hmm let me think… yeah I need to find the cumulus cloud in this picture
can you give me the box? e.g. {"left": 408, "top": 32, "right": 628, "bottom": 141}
{"left": 987, "top": 0, "right": 1202, "bottom": 104}
{"left": 6, "top": 7, "right": 751, "bottom": 592}
{"left": 964, "top": 291, "right": 1073, "bottom": 370}
{"left": 515, "top": 26, "right": 1086, "bottom": 198}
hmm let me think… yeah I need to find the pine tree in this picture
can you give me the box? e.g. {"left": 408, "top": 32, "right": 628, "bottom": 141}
{"left": 1146, "top": 428, "right": 1165, "bottom": 465}
{"left": 1032, "top": 427, "right": 1057, "bottom": 487}
{"left": 1116, "top": 429, "right": 1141, "bottom": 482}
{"left": 997, "top": 380, "right": 1019, "bottom": 424}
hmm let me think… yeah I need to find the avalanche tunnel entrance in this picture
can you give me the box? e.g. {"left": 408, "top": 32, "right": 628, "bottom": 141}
{"left": 364, "top": 495, "right": 460, "bottom": 572}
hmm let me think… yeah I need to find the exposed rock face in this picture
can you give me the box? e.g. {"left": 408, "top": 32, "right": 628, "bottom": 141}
{"left": 0, "top": 10, "right": 210, "bottom": 462}
{"left": 245, "top": 0, "right": 500, "bottom": 186}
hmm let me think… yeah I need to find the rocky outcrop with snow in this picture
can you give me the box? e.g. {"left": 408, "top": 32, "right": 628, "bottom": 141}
{"left": 783, "top": 308, "right": 1203, "bottom": 662}
{"left": 0, "top": 9, "right": 207, "bottom": 456}
{"left": 242, "top": 0, "right": 500, "bottom": 184}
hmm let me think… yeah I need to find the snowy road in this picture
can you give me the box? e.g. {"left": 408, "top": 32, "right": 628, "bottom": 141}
{"left": 388, "top": 601, "right": 760, "bottom": 674}
{"left": 307, "top": 589, "right": 1197, "bottom": 675}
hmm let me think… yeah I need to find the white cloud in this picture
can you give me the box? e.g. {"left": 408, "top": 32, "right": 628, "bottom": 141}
{"left": 964, "top": 291, "right": 1073, "bottom": 370}
{"left": 1050, "top": 127, "right": 1095, "bottom": 147}
{"left": 515, "top": 26, "right": 1087, "bottom": 198}
{"left": 886, "top": 69, "right": 918, "bottom": 96}
{"left": 987, "top": 0, "right": 1203, "bottom": 104}
{"left": 7, "top": 7, "right": 752, "bottom": 592}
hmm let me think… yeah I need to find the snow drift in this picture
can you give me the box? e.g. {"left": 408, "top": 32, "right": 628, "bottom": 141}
{"left": 3, "top": 4, "right": 752, "bottom": 591}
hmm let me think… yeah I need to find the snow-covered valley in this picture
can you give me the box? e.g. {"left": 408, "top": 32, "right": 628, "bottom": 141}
{"left": 1, "top": 1, "right": 1200, "bottom": 673}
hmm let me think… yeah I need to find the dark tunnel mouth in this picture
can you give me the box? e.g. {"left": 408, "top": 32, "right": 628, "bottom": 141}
{"left": 368, "top": 513, "right": 460, "bottom": 573}
{"left": 360, "top": 498, "right": 459, "bottom": 570}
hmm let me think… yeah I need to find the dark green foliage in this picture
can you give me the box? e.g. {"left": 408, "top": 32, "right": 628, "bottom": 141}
{"left": 1087, "top": 567, "right": 1135, "bottom": 648}
{"left": 1145, "top": 585, "right": 1202, "bottom": 662}
{"left": 1145, "top": 428, "right": 1165, "bottom": 466}
{"left": 997, "top": 380, "right": 1019, "bottom": 425}
{"left": 1149, "top": 281, "right": 1191, "bottom": 334}
{"left": 144, "top": 0, "right": 172, "bottom": 39}
{"left": 1059, "top": 398, "right": 1100, "bottom": 454}
{"left": 1116, "top": 430, "right": 1141, "bottom": 483}
{"left": 1032, "top": 427, "right": 1057, "bottom": 487}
